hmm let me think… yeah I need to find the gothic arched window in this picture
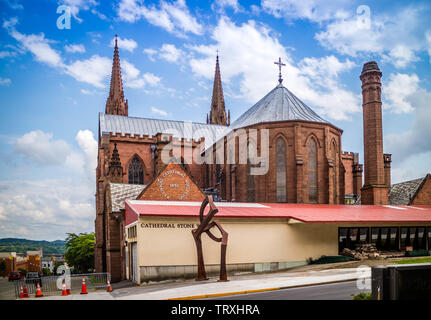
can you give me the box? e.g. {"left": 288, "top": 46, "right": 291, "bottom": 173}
{"left": 247, "top": 141, "right": 256, "bottom": 202}
{"left": 128, "top": 156, "right": 144, "bottom": 185}
{"left": 331, "top": 141, "right": 337, "bottom": 203}
{"left": 276, "top": 138, "right": 287, "bottom": 202}
{"left": 308, "top": 139, "right": 317, "bottom": 203}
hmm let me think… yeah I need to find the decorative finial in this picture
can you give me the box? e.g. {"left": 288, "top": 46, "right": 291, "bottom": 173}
{"left": 115, "top": 34, "right": 118, "bottom": 48}
{"left": 274, "top": 57, "right": 286, "bottom": 84}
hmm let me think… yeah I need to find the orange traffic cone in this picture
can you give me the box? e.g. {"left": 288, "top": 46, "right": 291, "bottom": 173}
{"left": 35, "top": 282, "right": 43, "bottom": 298}
{"left": 19, "top": 285, "right": 25, "bottom": 299}
{"left": 61, "top": 280, "right": 69, "bottom": 296}
{"left": 80, "top": 277, "right": 88, "bottom": 294}
{"left": 23, "top": 284, "right": 29, "bottom": 298}
{"left": 106, "top": 279, "right": 113, "bottom": 292}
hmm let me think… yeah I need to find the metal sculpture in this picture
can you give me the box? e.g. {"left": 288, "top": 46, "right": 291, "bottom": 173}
{"left": 192, "top": 195, "right": 229, "bottom": 282}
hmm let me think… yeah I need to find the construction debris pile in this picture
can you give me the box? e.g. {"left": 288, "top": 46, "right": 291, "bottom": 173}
{"left": 342, "top": 244, "right": 381, "bottom": 260}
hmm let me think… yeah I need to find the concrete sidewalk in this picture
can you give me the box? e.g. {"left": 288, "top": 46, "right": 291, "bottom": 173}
{"left": 22, "top": 267, "right": 371, "bottom": 300}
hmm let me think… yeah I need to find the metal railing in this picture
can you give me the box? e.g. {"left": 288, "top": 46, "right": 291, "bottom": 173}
{"left": 14, "top": 273, "right": 110, "bottom": 299}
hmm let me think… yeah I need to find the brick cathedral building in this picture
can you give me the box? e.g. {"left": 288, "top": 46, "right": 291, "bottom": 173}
{"left": 95, "top": 39, "right": 397, "bottom": 281}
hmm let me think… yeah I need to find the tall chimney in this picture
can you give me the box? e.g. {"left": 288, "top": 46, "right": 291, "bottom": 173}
{"left": 360, "top": 61, "right": 388, "bottom": 205}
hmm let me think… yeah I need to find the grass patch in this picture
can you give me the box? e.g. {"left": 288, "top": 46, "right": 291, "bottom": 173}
{"left": 352, "top": 292, "right": 372, "bottom": 300}
{"left": 395, "top": 257, "right": 431, "bottom": 265}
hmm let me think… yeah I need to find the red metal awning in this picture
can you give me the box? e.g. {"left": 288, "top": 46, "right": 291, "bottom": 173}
{"left": 124, "top": 200, "right": 431, "bottom": 226}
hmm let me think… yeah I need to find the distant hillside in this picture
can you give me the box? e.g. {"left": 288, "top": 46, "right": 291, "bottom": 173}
{"left": 0, "top": 238, "right": 65, "bottom": 255}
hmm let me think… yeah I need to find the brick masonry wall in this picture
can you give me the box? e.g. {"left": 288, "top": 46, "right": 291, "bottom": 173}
{"left": 412, "top": 176, "right": 431, "bottom": 205}
{"left": 205, "top": 121, "right": 348, "bottom": 204}
{"left": 342, "top": 153, "right": 354, "bottom": 195}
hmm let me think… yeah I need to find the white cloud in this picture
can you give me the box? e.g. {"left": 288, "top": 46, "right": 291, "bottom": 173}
{"left": 143, "top": 48, "right": 157, "bottom": 61}
{"left": 383, "top": 45, "right": 419, "bottom": 69}
{"left": 0, "top": 205, "right": 6, "bottom": 220}
{"left": 0, "top": 50, "right": 17, "bottom": 59}
{"left": 122, "top": 59, "right": 161, "bottom": 89}
{"left": 75, "top": 129, "right": 97, "bottom": 179}
{"left": 188, "top": 17, "right": 360, "bottom": 120}
{"left": 0, "top": 77, "right": 11, "bottom": 86}
{"left": 14, "top": 130, "right": 72, "bottom": 166}
{"left": 58, "top": 0, "right": 100, "bottom": 23}
{"left": 391, "top": 151, "right": 431, "bottom": 184}
{"left": 4, "top": 18, "right": 64, "bottom": 68}
{"left": 426, "top": 31, "right": 431, "bottom": 64}
{"left": 385, "top": 87, "right": 431, "bottom": 175}
{"left": 262, "top": 0, "right": 350, "bottom": 22}
{"left": 65, "top": 55, "right": 111, "bottom": 88}
{"left": 3, "top": 0, "right": 23, "bottom": 10}
{"left": 110, "top": 36, "right": 138, "bottom": 53}
{"left": 64, "top": 43, "right": 86, "bottom": 53}
{"left": 3, "top": 129, "right": 98, "bottom": 239}
{"left": 315, "top": 5, "right": 428, "bottom": 69}
{"left": 159, "top": 43, "right": 184, "bottom": 62}
{"left": 151, "top": 106, "right": 168, "bottom": 117}
{"left": 0, "top": 178, "right": 95, "bottom": 240}
{"left": 383, "top": 73, "right": 420, "bottom": 114}
{"left": 117, "top": 0, "right": 204, "bottom": 37}
{"left": 80, "top": 88, "right": 103, "bottom": 95}
{"left": 212, "top": 0, "right": 241, "bottom": 13}
{"left": 143, "top": 73, "right": 161, "bottom": 86}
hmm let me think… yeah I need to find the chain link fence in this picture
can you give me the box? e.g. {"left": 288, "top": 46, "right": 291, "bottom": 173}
{"left": 14, "top": 273, "right": 111, "bottom": 298}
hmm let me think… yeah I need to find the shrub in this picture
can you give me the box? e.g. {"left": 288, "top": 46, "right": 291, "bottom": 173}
{"left": 352, "top": 292, "right": 372, "bottom": 300}
{"left": 405, "top": 249, "right": 430, "bottom": 257}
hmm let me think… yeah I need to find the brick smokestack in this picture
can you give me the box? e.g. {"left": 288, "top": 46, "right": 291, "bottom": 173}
{"left": 360, "top": 61, "right": 388, "bottom": 205}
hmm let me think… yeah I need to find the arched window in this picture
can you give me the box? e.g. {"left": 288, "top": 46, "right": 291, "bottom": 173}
{"left": 308, "top": 139, "right": 317, "bottom": 203}
{"left": 331, "top": 141, "right": 337, "bottom": 203}
{"left": 247, "top": 141, "right": 256, "bottom": 202}
{"left": 128, "top": 156, "right": 144, "bottom": 185}
{"left": 276, "top": 138, "right": 287, "bottom": 202}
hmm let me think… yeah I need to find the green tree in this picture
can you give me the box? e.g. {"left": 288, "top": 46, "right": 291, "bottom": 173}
{"left": 64, "top": 233, "right": 95, "bottom": 273}
{"left": 42, "top": 268, "right": 52, "bottom": 276}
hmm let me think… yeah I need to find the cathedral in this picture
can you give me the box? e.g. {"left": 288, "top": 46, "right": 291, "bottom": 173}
{"left": 95, "top": 38, "right": 397, "bottom": 281}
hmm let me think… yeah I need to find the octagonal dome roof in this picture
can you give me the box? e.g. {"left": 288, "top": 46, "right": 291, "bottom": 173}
{"left": 230, "top": 83, "right": 329, "bottom": 129}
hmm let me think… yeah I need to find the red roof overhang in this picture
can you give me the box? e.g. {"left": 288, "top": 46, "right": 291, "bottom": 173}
{"left": 124, "top": 200, "right": 431, "bottom": 224}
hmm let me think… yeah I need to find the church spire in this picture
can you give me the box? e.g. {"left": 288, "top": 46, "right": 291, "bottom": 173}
{"left": 105, "top": 35, "right": 128, "bottom": 116}
{"left": 209, "top": 53, "right": 228, "bottom": 126}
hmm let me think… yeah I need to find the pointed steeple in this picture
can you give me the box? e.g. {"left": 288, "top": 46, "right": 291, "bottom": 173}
{"left": 209, "top": 53, "right": 228, "bottom": 126}
{"left": 105, "top": 35, "right": 128, "bottom": 116}
{"left": 108, "top": 143, "right": 123, "bottom": 183}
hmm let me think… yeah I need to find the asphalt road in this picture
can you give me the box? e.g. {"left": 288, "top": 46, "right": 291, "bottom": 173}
{"left": 0, "top": 277, "right": 17, "bottom": 300}
{"left": 205, "top": 280, "right": 370, "bottom": 300}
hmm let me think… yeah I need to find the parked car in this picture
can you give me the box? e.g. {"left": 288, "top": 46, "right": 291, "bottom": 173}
{"left": 25, "top": 272, "right": 42, "bottom": 287}
{"left": 8, "top": 272, "right": 22, "bottom": 281}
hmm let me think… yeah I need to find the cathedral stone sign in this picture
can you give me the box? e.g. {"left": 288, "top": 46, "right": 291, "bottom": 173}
{"left": 157, "top": 169, "right": 190, "bottom": 200}
{"left": 137, "top": 160, "right": 206, "bottom": 202}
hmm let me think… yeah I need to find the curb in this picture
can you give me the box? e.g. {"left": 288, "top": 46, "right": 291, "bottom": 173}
{"left": 167, "top": 277, "right": 364, "bottom": 300}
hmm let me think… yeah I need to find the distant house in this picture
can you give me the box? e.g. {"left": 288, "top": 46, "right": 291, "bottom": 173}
{"left": 27, "top": 248, "right": 43, "bottom": 258}
{"left": 41, "top": 257, "right": 54, "bottom": 273}
{"left": 389, "top": 174, "right": 431, "bottom": 205}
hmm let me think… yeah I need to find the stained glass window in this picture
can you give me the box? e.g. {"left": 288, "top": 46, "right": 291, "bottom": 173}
{"left": 308, "top": 139, "right": 317, "bottom": 203}
{"left": 128, "top": 156, "right": 144, "bottom": 185}
{"left": 276, "top": 138, "right": 286, "bottom": 202}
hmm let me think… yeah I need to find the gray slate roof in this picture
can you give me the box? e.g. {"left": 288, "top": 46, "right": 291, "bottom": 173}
{"left": 388, "top": 177, "right": 425, "bottom": 205}
{"left": 100, "top": 113, "right": 229, "bottom": 142}
{"left": 230, "top": 83, "right": 329, "bottom": 129}
{"left": 110, "top": 183, "right": 146, "bottom": 212}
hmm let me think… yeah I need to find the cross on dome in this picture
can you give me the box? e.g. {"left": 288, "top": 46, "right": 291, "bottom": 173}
{"left": 274, "top": 57, "right": 286, "bottom": 84}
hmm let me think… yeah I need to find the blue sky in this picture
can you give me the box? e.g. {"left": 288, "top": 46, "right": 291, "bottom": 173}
{"left": 0, "top": 0, "right": 430, "bottom": 240}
